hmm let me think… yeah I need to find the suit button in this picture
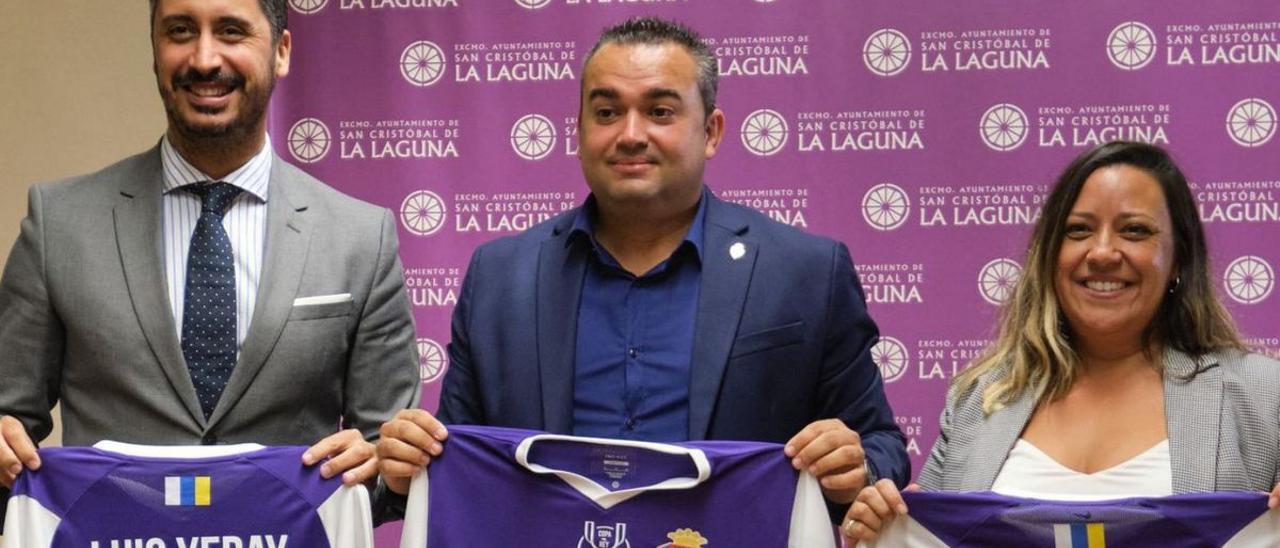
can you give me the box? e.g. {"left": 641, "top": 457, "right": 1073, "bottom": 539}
{"left": 201, "top": 434, "right": 217, "bottom": 445}
{"left": 627, "top": 347, "right": 638, "bottom": 358}
{"left": 624, "top": 418, "right": 637, "bottom": 430}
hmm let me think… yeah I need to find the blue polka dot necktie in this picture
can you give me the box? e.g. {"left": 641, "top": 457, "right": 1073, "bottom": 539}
{"left": 181, "top": 182, "right": 243, "bottom": 419}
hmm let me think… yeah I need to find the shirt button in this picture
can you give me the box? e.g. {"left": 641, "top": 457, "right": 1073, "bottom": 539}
{"left": 628, "top": 347, "right": 638, "bottom": 358}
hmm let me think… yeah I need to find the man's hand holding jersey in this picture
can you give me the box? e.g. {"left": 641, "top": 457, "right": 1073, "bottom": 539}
{"left": 376, "top": 409, "right": 449, "bottom": 495}
{"left": 785, "top": 418, "right": 871, "bottom": 504}
{"left": 0, "top": 415, "right": 40, "bottom": 488}
{"left": 303, "top": 428, "right": 381, "bottom": 485}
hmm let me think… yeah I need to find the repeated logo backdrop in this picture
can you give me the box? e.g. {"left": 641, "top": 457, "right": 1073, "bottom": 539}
{"left": 269, "top": 1, "right": 1278, "bottom": 541}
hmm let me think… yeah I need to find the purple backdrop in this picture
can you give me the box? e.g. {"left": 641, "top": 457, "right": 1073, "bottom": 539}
{"left": 267, "top": 1, "right": 1280, "bottom": 544}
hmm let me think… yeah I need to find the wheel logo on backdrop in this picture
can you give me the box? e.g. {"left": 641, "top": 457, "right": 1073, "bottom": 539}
{"left": 861, "top": 183, "right": 910, "bottom": 231}
{"left": 401, "top": 41, "right": 447, "bottom": 87}
{"left": 401, "top": 191, "right": 447, "bottom": 236}
{"left": 872, "top": 336, "right": 909, "bottom": 383}
{"left": 1106, "top": 22, "right": 1156, "bottom": 70}
{"left": 1226, "top": 99, "right": 1277, "bottom": 148}
{"left": 511, "top": 114, "right": 557, "bottom": 160}
{"left": 740, "top": 109, "right": 788, "bottom": 156}
{"left": 287, "top": 118, "right": 331, "bottom": 164}
{"left": 288, "top": 0, "right": 327, "bottom": 14}
{"left": 978, "top": 258, "right": 1022, "bottom": 305}
{"left": 417, "top": 338, "right": 448, "bottom": 384}
{"left": 862, "top": 29, "right": 912, "bottom": 76}
{"left": 1224, "top": 256, "right": 1275, "bottom": 304}
{"left": 979, "top": 104, "right": 1029, "bottom": 151}
{"left": 514, "top": 0, "right": 552, "bottom": 8}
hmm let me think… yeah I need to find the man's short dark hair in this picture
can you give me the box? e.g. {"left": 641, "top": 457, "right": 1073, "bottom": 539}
{"left": 584, "top": 17, "right": 719, "bottom": 117}
{"left": 149, "top": 0, "right": 289, "bottom": 44}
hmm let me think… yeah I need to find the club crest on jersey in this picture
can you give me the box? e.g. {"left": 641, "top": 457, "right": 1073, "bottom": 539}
{"left": 1053, "top": 522, "right": 1105, "bottom": 548}
{"left": 658, "top": 528, "right": 709, "bottom": 547}
{"left": 164, "top": 476, "right": 211, "bottom": 506}
{"left": 578, "top": 521, "right": 629, "bottom": 548}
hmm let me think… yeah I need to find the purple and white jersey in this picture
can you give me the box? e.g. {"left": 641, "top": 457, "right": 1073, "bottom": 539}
{"left": 2, "top": 441, "right": 372, "bottom": 548}
{"left": 867, "top": 491, "right": 1280, "bottom": 547}
{"left": 400, "top": 425, "right": 835, "bottom": 548}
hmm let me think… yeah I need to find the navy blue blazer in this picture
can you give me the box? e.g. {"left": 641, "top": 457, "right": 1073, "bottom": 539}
{"left": 438, "top": 192, "right": 909, "bottom": 487}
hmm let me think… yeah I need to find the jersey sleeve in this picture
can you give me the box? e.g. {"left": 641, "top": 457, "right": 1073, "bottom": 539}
{"left": 317, "top": 484, "right": 374, "bottom": 548}
{"left": 2, "top": 493, "right": 61, "bottom": 548}
{"left": 1224, "top": 506, "right": 1280, "bottom": 547}
{"left": 787, "top": 471, "right": 838, "bottom": 548}
{"left": 249, "top": 446, "right": 376, "bottom": 548}
{"left": 861, "top": 513, "right": 949, "bottom": 548}
{"left": 1, "top": 449, "right": 118, "bottom": 548}
{"left": 398, "top": 469, "right": 430, "bottom": 548}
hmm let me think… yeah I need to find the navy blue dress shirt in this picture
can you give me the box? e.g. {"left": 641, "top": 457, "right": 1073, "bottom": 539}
{"left": 569, "top": 195, "right": 706, "bottom": 441}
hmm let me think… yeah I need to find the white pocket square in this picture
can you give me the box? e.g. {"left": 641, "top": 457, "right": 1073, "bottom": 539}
{"left": 293, "top": 293, "right": 352, "bottom": 306}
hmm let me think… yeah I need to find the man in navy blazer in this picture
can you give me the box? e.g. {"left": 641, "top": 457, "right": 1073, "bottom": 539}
{"left": 376, "top": 17, "right": 908, "bottom": 520}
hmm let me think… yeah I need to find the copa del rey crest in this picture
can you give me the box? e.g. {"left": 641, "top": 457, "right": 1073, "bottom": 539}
{"left": 579, "top": 521, "right": 629, "bottom": 548}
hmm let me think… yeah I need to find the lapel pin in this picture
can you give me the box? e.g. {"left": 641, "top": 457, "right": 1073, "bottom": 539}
{"left": 729, "top": 242, "right": 746, "bottom": 260}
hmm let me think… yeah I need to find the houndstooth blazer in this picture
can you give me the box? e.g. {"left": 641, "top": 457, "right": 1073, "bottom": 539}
{"left": 917, "top": 348, "right": 1280, "bottom": 493}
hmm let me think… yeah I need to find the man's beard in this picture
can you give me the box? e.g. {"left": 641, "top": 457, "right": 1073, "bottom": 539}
{"left": 161, "top": 64, "right": 275, "bottom": 145}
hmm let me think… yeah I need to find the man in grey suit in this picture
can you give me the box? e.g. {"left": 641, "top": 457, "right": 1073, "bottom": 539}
{"left": 0, "top": 0, "right": 419, "bottom": 502}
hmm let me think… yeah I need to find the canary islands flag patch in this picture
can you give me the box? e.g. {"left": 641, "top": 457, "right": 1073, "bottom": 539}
{"left": 1054, "top": 522, "right": 1105, "bottom": 547}
{"left": 164, "top": 476, "right": 211, "bottom": 506}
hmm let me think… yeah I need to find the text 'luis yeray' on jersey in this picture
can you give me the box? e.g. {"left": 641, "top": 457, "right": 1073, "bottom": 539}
{"left": 400, "top": 425, "right": 837, "bottom": 548}
{"left": 867, "top": 490, "right": 1280, "bottom": 548}
{"left": 2, "top": 441, "right": 372, "bottom": 548}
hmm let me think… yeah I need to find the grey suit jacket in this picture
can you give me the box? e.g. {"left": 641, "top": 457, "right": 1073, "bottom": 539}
{"left": 0, "top": 145, "right": 420, "bottom": 448}
{"left": 918, "top": 348, "right": 1280, "bottom": 493}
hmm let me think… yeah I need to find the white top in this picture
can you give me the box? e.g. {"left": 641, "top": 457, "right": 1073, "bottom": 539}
{"left": 991, "top": 439, "right": 1173, "bottom": 500}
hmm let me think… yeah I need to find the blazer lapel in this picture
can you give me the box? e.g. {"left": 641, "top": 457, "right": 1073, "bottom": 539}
{"left": 687, "top": 196, "right": 756, "bottom": 440}
{"left": 207, "top": 157, "right": 312, "bottom": 429}
{"left": 113, "top": 147, "right": 207, "bottom": 428}
{"left": 961, "top": 386, "right": 1036, "bottom": 490}
{"left": 1164, "top": 348, "right": 1221, "bottom": 492}
{"left": 536, "top": 214, "right": 587, "bottom": 434}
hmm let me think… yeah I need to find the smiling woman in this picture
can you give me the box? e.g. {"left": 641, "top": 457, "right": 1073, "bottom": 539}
{"left": 964, "top": 140, "right": 1247, "bottom": 413}
{"left": 842, "top": 141, "right": 1280, "bottom": 543}
{"left": 1054, "top": 164, "right": 1177, "bottom": 360}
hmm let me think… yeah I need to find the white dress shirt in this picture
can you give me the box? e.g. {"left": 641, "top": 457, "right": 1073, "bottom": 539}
{"left": 160, "top": 135, "right": 271, "bottom": 355}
